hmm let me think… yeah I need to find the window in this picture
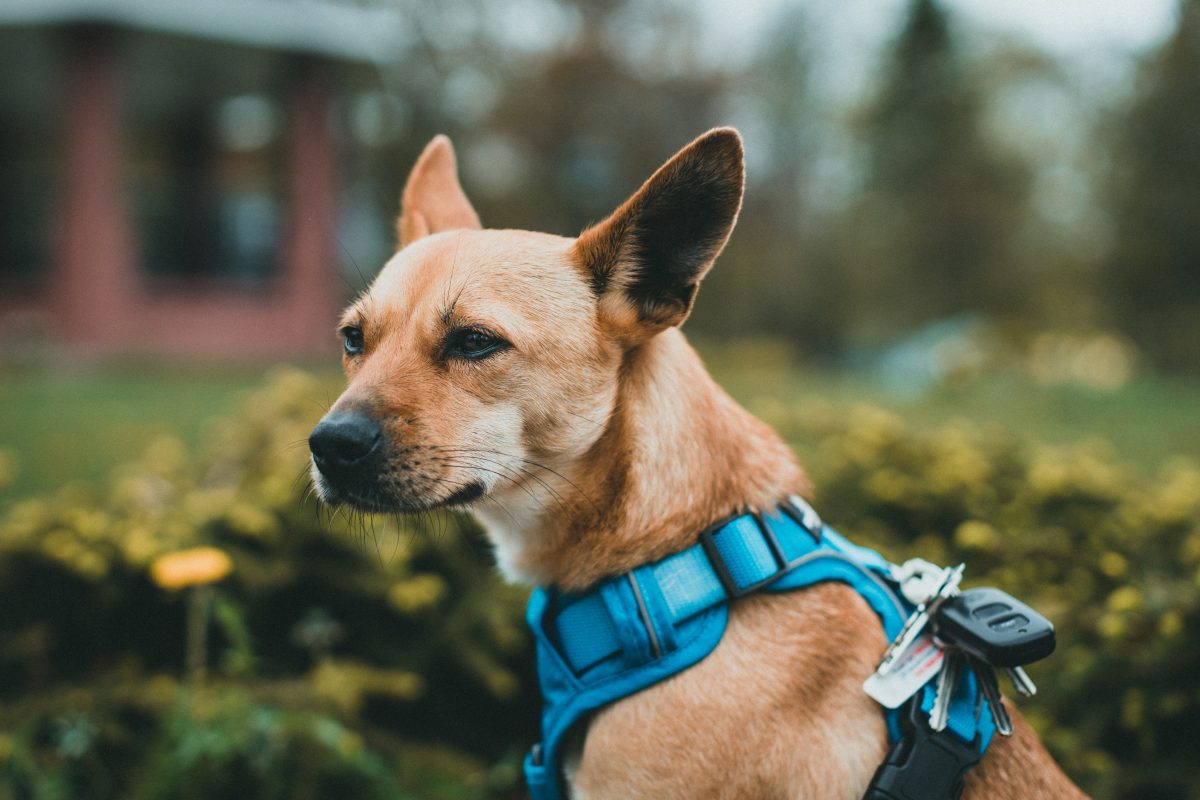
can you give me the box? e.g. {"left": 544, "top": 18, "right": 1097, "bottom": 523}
{"left": 123, "top": 34, "right": 287, "bottom": 286}
{"left": 337, "top": 89, "right": 409, "bottom": 293}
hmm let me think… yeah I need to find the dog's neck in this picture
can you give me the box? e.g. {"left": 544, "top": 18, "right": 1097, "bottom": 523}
{"left": 475, "top": 329, "right": 809, "bottom": 591}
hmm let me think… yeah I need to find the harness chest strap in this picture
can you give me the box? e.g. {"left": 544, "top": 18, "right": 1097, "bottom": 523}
{"left": 523, "top": 500, "right": 996, "bottom": 800}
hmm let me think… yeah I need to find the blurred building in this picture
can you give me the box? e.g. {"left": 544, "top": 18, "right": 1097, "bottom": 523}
{"left": 0, "top": 0, "right": 403, "bottom": 358}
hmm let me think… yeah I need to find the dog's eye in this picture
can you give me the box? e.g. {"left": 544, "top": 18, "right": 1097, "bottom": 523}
{"left": 341, "top": 326, "right": 364, "bottom": 356}
{"left": 445, "top": 328, "right": 508, "bottom": 360}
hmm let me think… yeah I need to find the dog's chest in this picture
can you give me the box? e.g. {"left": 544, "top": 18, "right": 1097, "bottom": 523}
{"left": 564, "top": 587, "right": 890, "bottom": 799}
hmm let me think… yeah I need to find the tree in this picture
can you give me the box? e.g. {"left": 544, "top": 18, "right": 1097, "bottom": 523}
{"left": 844, "top": 0, "right": 1030, "bottom": 344}
{"left": 481, "top": 0, "right": 730, "bottom": 238}
{"left": 1105, "top": 0, "right": 1200, "bottom": 371}
{"left": 693, "top": 6, "right": 848, "bottom": 354}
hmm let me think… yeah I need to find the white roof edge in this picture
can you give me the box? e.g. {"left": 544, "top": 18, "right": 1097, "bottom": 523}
{"left": 0, "top": 0, "right": 406, "bottom": 63}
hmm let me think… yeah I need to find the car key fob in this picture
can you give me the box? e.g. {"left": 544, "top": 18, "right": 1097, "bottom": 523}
{"left": 934, "top": 586, "right": 1055, "bottom": 667}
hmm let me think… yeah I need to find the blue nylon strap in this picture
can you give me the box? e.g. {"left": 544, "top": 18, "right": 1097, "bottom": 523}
{"left": 526, "top": 504, "right": 994, "bottom": 800}
{"left": 551, "top": 506, "right": 901, "bottom": 676}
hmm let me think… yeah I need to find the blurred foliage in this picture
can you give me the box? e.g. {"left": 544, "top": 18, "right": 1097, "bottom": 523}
{"left": 4, "top": 1, "right": 1200, "bottom": 374}
{"left": 0, "top": 369, "right": 534, "bottom": 800}
{"left": 1, "top": 367, "right": 1198, "bottom": 798}
{"left": 767, "top": 401, "right": 1200, "bottom": 800}
{"left": 844, "top": 0, "right": 1031, "bottom": 343}
{"left": 365, "top": 0, "right": 1200, "bottom": 374}
{"left": 1105, "top": 0, "right": 1200, "bottom": 371}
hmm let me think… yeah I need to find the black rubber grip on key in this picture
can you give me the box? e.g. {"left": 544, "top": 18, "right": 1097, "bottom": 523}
{"left": 935, "top": 586, "right": 1055, "bottom": 667}
{"left": 862, "top": 698, "right": 981, "bottom": 800}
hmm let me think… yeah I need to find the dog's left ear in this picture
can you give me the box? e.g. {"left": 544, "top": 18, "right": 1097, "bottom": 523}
{"left": 574, "top": 128, "right": 744, "bottom": 334}
{"left": 397, "top": 135, "right": 482, "bottom": 248}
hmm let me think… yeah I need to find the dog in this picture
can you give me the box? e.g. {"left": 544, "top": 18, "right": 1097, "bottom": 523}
{"left": 309, "top": 129, "right": 1086, "bottom": 799}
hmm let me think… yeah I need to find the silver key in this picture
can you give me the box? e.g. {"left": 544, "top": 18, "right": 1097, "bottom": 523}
{"left": 1005, "top": 665, "right": 1037, "bottom": 697}
{"left": 969, "top": 656, "right": 1013, "bottom": 736}
{"left": 876, "top": 564, "right": 965, "bottom": 676}
{"left": 929, "top": 650, "right": 963, "bottom": 731}
{"left": 875, "top": 607, "right": 932, "bottom": 677}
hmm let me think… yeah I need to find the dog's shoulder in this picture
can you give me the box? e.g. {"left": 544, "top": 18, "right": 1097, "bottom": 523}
{"left": 573, "top": 583, "right": 891, "bottom": 798}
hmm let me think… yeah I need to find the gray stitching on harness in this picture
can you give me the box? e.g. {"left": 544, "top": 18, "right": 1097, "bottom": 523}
{"left": 626, "top": 572, "right": 664, "bottom": 659}
{"left": 764, "top": 548, "right": 908, "bottom": 621}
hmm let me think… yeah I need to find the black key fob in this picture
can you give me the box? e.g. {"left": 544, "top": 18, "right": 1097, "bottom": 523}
{"left": 934, "top": 587, "right": 1055, "bottom": 667}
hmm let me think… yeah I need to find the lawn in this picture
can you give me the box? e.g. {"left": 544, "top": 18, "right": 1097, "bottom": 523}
{"left": 2, "top": 344, "right": 1198, "bottom": 505}
{"left": 0, "top": 364, "right": 331, "bottom": 501}
{"left": 702, "top": 343, "right": 1200, "bottom": 470}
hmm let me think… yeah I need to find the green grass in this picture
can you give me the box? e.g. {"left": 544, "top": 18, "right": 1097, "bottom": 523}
{"left": 703, "top": 347, "right": 1200, "bottom": 470}
{"left": 2, "top": 346, "right": 1198, "bottom": 504}
{"left": 0, "top": 363, "right": 338, "bottom": 501}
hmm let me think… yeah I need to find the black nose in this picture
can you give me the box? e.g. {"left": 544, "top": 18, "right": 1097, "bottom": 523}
{"left": 309, "top": 411, "right": 383, "bottom": 474}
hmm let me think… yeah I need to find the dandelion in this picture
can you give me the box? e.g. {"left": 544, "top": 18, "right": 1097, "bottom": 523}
{"left": 151, "top": 547, "right": 233, "bottom": 684}
{"left": 150, "top": 547, "right": 232, "bottom": 590}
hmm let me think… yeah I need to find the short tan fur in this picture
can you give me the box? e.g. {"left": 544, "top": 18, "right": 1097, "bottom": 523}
{"left": 313, "top": 130, "right": 1086, "bottom": 799}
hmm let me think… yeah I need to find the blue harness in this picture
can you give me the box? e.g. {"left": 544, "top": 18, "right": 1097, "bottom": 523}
{"left": 523, "top": 499, "right": 996, "bottom": 800}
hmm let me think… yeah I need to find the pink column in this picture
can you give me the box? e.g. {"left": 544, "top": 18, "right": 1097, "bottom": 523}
{"left": 279, "top": 61, "right": 341, "bottom": 353}
{"left": 52, "top": 29, "right": 135, "bottom": 352}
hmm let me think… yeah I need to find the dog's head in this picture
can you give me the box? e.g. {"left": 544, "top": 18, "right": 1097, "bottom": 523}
{"left": 309, "top": 129, "right": 744, "bottom": 516}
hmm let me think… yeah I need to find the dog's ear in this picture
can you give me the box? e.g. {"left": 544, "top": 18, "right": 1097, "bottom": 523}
{"left": 574, "top": 128, "right": 744, "bottom": 334}
{"left": 397, "top": 135, "right": 482, "bottom": 247}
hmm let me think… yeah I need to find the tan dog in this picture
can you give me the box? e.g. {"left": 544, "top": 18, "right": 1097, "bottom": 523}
{"left": 309, "top": 129, "right": 1086, "bottom": 799}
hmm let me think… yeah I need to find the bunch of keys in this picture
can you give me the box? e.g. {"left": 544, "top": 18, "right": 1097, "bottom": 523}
{"left": 864, "top": 560, "right": 1056, "bottom": 738}
{"left": 930, "top": 586, "right": 1055, "bottom": 736}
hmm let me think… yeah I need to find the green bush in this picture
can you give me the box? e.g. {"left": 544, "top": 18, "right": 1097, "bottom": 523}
{"left": 764, "top": 400, "right": 1200, "bottom": 799}
{"left": 1, "top": 370, "right": 1198, "bottom": 798}
{"left": 0, "top": 369, "right": 531, "bottom": 800}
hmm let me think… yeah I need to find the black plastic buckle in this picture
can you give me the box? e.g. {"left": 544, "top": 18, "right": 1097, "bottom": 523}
{"left": 698, "top": 511, "right": 790, "bottom": 598}
{"left": 862, "top": 696, "right": 982, "bottom": 800}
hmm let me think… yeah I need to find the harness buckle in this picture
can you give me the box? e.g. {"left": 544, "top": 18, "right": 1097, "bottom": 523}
{"left": 862, "top": 695, "right": 982, "bottom": 800}
{"left": 698, "top": 511, "right": 790, "bottom": 598}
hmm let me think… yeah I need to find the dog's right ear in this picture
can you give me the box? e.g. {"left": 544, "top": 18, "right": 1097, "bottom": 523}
{"left": 397, "top": 135, "right": 482, "bottom": 248}
{"left": 574, "top": 128, "right": 745, "bottom": 337}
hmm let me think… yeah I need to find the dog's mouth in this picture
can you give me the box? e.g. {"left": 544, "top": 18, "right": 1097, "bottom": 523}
{"left": 312, "top": 466, "right": 488, "bottom": 514}
{"left": 441, "top": 481, "right": 486, "bottom": 507}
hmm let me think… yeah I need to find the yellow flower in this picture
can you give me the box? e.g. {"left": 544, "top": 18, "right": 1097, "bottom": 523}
{"left": 483, "top": 668, "right": 519, "bottom": 699}
{"left": 224, "top": 502, "right": 279, "bottom": 538}
{"left": 954, "top": 520, "right": 999, "bottom": 552}
{"left": 150, "top": 547, "right": 233, "bottom": 590}
{"left": 1098, "top": 552, "right": 1128, "bottom": 579}
{"left": 1120, "top": 689, "right": 1145, "bottom": 730}
{"left": 1106, "top": 586, "right": 1143, "bottom": 614}
{"left": 864, "top": 468, "right": 910, "bottom": 503}
{"left": 1097, "top": 613, "right": 1126, "bottom": 639}
{"left": 1158, "top": 611, "right": 1183, "bottom": 638}
{"left": 388, "top": 574, "right": 447, "bottom": 613}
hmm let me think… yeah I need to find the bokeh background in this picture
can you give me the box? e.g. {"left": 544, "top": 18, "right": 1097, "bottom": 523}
{"left": 2, "top": 0, "right": 1199, "bottom": 797}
